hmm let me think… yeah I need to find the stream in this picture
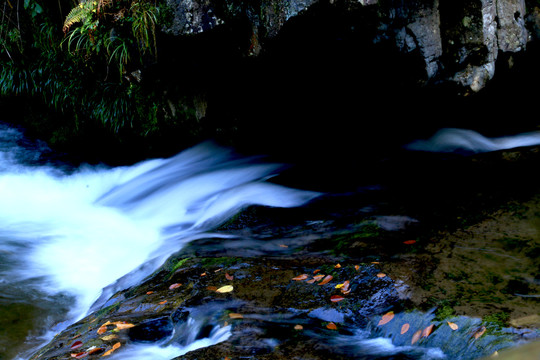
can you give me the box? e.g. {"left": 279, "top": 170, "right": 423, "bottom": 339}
{"left": 0, "top": 121, "right": 539, "bottom": 360}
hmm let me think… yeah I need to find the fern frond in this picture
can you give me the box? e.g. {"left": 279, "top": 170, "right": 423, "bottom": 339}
{"left": 63, "top": 1, "right": 93, "bottom": 33}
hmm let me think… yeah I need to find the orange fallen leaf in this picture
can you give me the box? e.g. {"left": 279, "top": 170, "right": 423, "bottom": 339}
{"left": 87, "top": 347, "right": 104, "bottom": 356}
{"left": 207, "top": 286, "right": 218, "bottom": 291}
{"left": 354, "top": 265, "right": 360, "bottom": 270}
{"left": 403, "top": 240, "right": 416, "bottom": 245}
{"left": 371, "top": 261, "right": 380, "bottom": 264}
{"left": 278, "top": 244, "right": 288, "bottom": 248}
{"left": 169, "top": 283, "right": 182, "bottom": 290}
{"left": 228, "top": 313, "right": 243, "bottom": 319}
{"left": 326, "top": 322, "right": 337, "bottom": 330}
{"left": 422, "top": 324, "right": 434, "bottom": 338}
{"left": 401, "top": 323, "right": 410, "bottom": 334}
{"left": 294, "top": 324, "right": 303, "bottom": 330}
{"left": 312, "top": 274, "right": 325, "bottom": 281}
{"left": 318, "top": 275, "right": 333, "bottom": 285}
{"left": 114, "top": 322, "right": 135, "bottom": 330}
{"left": 225, "top": 273, "right": 234, "bottom": 281}
{"left": 334, "top": 263, "right": 341, "bottom": 268}
{"left": 411, "top": 329, "right": 422, "bottom": 344}
{"left": 292, "top": 274, "right": 309, "bottom": 281}
{"left": 146, "top": 291, "right": 154, "bottom": 295}
{"left": 159, "top": 300, "right": 167, "bottom": 305}
{"left": 97, "top": 325, "right": 108, "bottom": 335}
{"left": 102, "top": 342, "right": 121, "bottom": 357}
{"left": 472, "top": 326, "right": 486, "bottom": 339}
{"left": 200, "top": 272, "right": 207, "bottom": 276}
{"left": 378, "top": 311, "right": 395, "bottom": 326}
{"left": 377, "top": 273, "right": 386, "bottom": 278}
{"left": 306, "top": 279, "right": 317, "bottom": 284}
{"left": 313, "top": 269, "right": 321, "bottom": 274}
{"left": 447, "top": 321, "right": 458, "bottom": 330}
{"left": 330, "top": 295, "right": 345, "bottom": 302}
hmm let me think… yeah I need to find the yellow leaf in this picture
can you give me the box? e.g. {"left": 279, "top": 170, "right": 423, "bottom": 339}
{"left": 377, "top": 311, "right": 394, "bottom": 326}
{"left": 335, "top": 283, "right": 345, "bottom": 289}
{"left": 401, "top": 323, "right": 410, "bottom": 334}
{"left": 334, "top": 263, "right": 341, "bottom": 268}
{"left": 447, "top": 321, "right": 458, "bottom": 330}
{"left": 216, "top": 285, "right": 234, "bottom": 293}
{"left": 101, "top": 335, "right": 118, "bottom": 341}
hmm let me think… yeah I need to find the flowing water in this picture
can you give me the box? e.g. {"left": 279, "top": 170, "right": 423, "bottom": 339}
{"left": 1, "top": 123, "right": 540, "bottom": 359}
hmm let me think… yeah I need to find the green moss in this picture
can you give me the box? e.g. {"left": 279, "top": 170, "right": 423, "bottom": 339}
{"left": 200, "top": 257, "right": 242, "bottom": 268}
{"left": 171, "top": 258, "right": 192, "bottom": 273}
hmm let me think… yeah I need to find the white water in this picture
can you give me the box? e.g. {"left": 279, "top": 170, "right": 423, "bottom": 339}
{"left": 0, "top": 123, "right": 319, "bottom": 359}
{"left": 405, "top": 128, "right": 540, "bottom": 154}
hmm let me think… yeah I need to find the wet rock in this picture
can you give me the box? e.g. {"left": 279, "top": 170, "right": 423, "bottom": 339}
{"left": 128, "top": 317, "right": 174, "bottom": 343}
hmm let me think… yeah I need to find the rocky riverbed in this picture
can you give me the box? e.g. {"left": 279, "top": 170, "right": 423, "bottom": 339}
{"left": 28, "top": 142, "right": 540, "bottom": 360}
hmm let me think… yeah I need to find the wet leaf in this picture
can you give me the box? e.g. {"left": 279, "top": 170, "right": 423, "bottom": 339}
{"left": 159, "top": 300, "right": 167, "bottom": 305}
{"left": 225, "top": 273, "right": 234, "bottom": 281}
{"left": 376, "top": 273, "right": 386, "bottom": 278}
{"left": 70, "top": 351, "right": 88, "bottom": 359}
{"left": 447, "top": 321, "right": 458, "bottom": 330}
{"left": 228, "top": 313, "right": 243, "bottom": 319}
{"left": 411, "top": 329, "right": 422, "bottom": 344}
{"left": 102, "top": 342, "right": 121, "bottom": 357}
{"left": 330, "top": 295, "right": 345, "bottom": 302}
{"left": 97, "top": 325, "right": 108, "bottom": 335}
{"left": 101, "top": 334, "right": 118, "bottom": 341}
{"left": 377, "top": 311, "right": 395, "bottom": 326}
{"left": 403, "top": 240, "right": 416, "bottom": 245}
{"left": 306, "top": 279, "right": 317, "bottom": 284}
{"left": 312, "top": 274, "right": 325, "bottom": 281}
{"left": 114, "top": 322, "right": 135, "bottom": 330}
{"left": 200, "top": 272, "right": 207, "bottom": 276}
{"left": 472, "top": 326, "right": 486, "bottom": 339}
{"left": 216, "top": 285, "right": 234, "bottom": 293}
{"left": 313, "top": 269, "right": 321, "bottom": 274}
{"left": 422, "top": 324, "right": 434, "bottom": 338}
{"left": 87, "top": 347, "right": 104, "bottom": 356}
{"left": 294, "top": 324, "right": 303, "bottom": 330}
{"left": 214, "top": 268, "right": 223, "bottom": 273}
{"left": 70, "top": 341, "right": 83, "bottom": 350}
{"left": 292, "top": 274, "right": 309, "bottom": 281}
{"left": 371, "top": 261, "right": 380, "bottom": 264}
{"left": 169, "top": 283, "right": 182, "bottom": 290}
{"left": 341, "top": 280, "right": 351, "bottom": 294}
{"left": 354, "top": 265, "right": 360, "bottom": 270}
{"left": 335, "top": 283, "right": 345, "bottom": 289}
{"left": 318, "top": 275, "right": 333, "bottom": 285}
{"left": 401, "top": 323, "right": 410, "bottom": 334}
{"left": 146, "top": 291, "right": 154, "bottom": 295}
{"left": 207, "top": 286, "right": 218, "bottom": 291}
{"left": 278, "top": 244, "right": 288, "bottom": 248}
{"left": 334, "top": 263, "right": 341, "bottom": 268}
{"left": 326, "top": 322, "right": 337, "bottom": 330}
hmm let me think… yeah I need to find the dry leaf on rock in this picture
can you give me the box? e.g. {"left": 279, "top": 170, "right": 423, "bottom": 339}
{"left": 318, "top": 275, "right": 333, "bottom": 285}
{"left": 326, "top": 322, "right": 337, "bottom": 330}
{"left": 216, "top": 285, "right": 234, "bottom": 293}
{"left": 292, "top": 274, "right": 308, "bottom": 281}
{"left": 472, "top": 326, "right": 486, "bottom": 339}
{"left": 169, "top": 283, "right": 182, "bottom": 290}
{"left": 228, "top": 313, "right": 243, "bottom": 319}
{"left": 422, "top": 324, "right": 434, "bottom": 338}
{"left": 447, "top": 321, "right": 458, "bottom": 330}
